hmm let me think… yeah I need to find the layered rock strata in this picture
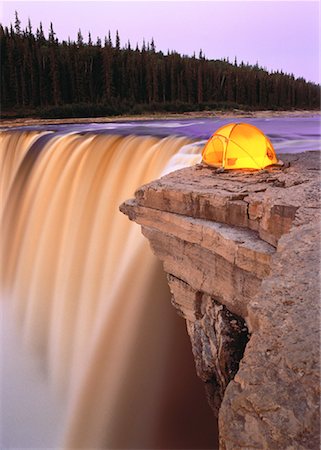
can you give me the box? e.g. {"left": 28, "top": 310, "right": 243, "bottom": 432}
{"left": 120, "top": 151, "right": 320, "bottom": 449}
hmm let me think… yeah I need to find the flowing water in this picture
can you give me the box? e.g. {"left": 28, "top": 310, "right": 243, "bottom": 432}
{"left": 1, "top": 116, "right": 320, "bottom": 449}
{"left": 1, "top": 130, "right": 214, "bottom": 449}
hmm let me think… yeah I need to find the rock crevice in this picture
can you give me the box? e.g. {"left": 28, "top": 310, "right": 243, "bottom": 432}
{"left": 168, "top": 273, "right": 250, "bottom": 415}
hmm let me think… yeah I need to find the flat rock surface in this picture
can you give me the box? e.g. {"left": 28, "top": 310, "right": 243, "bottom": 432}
{"left": 134, "top": 151, "right": 320, "bottom": 246}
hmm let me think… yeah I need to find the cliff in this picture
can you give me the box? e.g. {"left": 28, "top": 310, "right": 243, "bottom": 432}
{"left": 120, "top": 151, "right": 320, "bottom": 449}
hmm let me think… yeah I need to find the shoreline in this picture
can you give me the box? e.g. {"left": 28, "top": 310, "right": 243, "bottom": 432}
{"left": 1, "top": 109, "right": 320, "bottom": 129}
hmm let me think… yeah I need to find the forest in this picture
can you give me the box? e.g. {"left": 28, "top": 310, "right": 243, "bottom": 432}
{"left": 1, "top": 13, "right": 320, "bottom": 118}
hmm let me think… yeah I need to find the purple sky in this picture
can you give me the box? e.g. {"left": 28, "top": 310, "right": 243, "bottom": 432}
{"left": 1, "top": 1, "right": 319, "bottom": 83}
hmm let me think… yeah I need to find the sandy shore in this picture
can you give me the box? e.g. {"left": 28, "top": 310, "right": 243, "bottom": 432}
{"left": 0, "top": 110, "right": 320, "bottom": 129}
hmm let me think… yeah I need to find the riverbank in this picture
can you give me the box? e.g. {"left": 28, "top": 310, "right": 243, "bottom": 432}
{"left": 1, "top": 109, "right": 320, "bottom": 129}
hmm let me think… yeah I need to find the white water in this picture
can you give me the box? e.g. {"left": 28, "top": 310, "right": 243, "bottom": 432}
{"left": 1, "top": 131, "right": 216, "bottom": 449}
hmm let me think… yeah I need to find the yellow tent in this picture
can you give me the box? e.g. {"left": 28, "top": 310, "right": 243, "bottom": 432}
{"left": 202, "top": 123, "right": 280, "bottom": 170}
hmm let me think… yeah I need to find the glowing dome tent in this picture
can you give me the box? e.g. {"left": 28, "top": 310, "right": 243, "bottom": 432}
{"left": 202, "top": 123, "right": 280, "bottom": 170}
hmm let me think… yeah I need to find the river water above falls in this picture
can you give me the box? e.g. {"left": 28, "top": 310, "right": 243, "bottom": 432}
{"left": 1, "top": 116, "right": 320, "bottom": 449}
{"left": 4, "top": 115, "right": 321, "bottom": 153}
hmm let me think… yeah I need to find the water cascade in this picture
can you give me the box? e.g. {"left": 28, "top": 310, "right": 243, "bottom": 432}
{"left": 1, "top": 130, "right": 216, "bottom": 449}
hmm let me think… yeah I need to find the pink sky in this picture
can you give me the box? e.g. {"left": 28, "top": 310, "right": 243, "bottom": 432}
{"left": 1, "top": 1, "right": 319, "bottom": 83}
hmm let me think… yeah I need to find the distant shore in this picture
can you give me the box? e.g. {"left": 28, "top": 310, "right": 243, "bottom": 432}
{"left": 1, "top": 109, "right": 320, "bottom": 129}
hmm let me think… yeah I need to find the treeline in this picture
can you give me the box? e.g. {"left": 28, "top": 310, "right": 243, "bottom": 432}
{"left": 1, "top": 13, "right": 320, "bottom": 118}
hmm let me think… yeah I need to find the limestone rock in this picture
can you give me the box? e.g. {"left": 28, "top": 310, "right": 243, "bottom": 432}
{"left": 220, "top": 219, "right": 320, "bottom": 449}
{"left": 120, "top": 151, "right": 320, "bottom": 449}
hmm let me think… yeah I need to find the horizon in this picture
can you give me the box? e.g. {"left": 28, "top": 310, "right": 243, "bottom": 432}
{"left": 1, "top": 1, "right": 319, "bottom": 84}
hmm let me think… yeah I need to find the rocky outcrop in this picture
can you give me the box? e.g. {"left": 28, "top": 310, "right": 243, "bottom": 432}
{"left": 120, "top": 151, "right": 320, "bottom": 449}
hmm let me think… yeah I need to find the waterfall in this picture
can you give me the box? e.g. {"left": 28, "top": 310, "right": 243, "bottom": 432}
{"left": 1, "top": 129, "right": 215, "bottom": 449}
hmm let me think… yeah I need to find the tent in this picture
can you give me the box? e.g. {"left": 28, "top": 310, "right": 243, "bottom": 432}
{"left": 202, "top": 123, "right": 280, "bottom": 170}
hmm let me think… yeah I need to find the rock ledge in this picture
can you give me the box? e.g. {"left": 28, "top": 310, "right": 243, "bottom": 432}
{"left": 121, "top": 151, "right": 320, "bottom": 449}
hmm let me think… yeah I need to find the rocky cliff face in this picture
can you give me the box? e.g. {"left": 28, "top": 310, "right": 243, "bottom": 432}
{"left": 120, "top": 151, "right": 320, "bottom": 449}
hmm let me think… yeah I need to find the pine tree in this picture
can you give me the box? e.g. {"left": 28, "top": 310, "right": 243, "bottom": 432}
{"left": 150, "top": 37, "right": 155, "bottom": 53}
{"left": 49, "top": 22, "right": 56, "bottom": 43}
{"left": 36, "top": 22, "right": 45, "bottom": 42}
{"left": 77, "top": 29, "right": 83, "bottom": 47}
{"left": 14, "top": 11, "right": 21, "bottom": 35}
{"left": 27, "top": 18, "right": 32, "bottom": 36}
{"left": 115, "top": 30, "right": 120, "bottom": 50}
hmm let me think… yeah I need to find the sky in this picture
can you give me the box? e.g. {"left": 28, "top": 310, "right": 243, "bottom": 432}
{"left": 1, "top": 1, "right": 320, "bottom": 83}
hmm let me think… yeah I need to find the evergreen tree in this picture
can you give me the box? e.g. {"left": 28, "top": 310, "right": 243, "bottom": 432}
{"left": 150, "top": 37, "right": 155, "bottom": 53}
{"left": 27, "top": 18, "right": 32, "bottom": 36}
{"left": 77, "top": 29, "right": 83, "bottom": 46}
{"left": 36, "top": 22, "right": 45, "bottom": 42}
{"left": 115, "top": 30, "right": 120, "bottom": 50}
{"left": 48, "top": 22, "right": 56, "bottom": 43}
{"left": 14, "top": 11, "right": 21, "bottom": 35}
